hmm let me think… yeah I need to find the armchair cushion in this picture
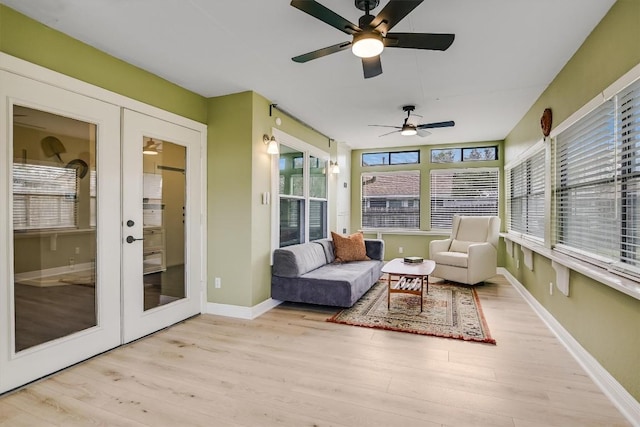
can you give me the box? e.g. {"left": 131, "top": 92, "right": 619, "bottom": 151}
{"left": 449, "top": 239, "right": 474, "bottom": 253}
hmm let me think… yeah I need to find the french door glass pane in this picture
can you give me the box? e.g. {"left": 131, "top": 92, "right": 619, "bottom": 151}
{"left": 13, "top": 105, "right": 97, "bottom": 352}
{"left": 142, "top": 138, "right": 186, "bottom": 310}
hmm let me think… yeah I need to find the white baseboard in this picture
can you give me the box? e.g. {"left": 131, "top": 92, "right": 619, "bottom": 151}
{"left": 498, "top": 267, "right": 640, "bottom": 426}
{"left": 205, "top": 298, "right": 282, "bottom": 320}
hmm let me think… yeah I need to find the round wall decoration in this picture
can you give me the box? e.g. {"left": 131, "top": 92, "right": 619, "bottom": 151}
{"left": 541, "top": 108, "right": 552, "bottom": 137}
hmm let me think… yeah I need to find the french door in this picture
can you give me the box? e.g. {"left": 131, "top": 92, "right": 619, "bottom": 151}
{"left": 0, "top": 72, "right": 204, "bottom": 393}
{"left": 0, "top": 71, "right": 122, "bottom": 392}
{"left": 121, "top": 109, "right": 202, "bottom": 343}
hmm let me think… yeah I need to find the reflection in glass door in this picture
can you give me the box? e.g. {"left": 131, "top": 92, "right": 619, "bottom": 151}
{"left": 141, "top": 138, "right": 186, "bottom": 310}
{"left": 13, "top": 106, "right": 97, "bottom": 352}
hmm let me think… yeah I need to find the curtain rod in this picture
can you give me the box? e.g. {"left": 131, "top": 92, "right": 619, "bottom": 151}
{"left": 269, "top": 103, "right": 334, "bottom": 148}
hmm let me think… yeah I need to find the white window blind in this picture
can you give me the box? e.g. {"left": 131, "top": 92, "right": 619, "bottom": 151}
{"left": 555, "top": 100, "right": 617, "bottom": 262}
{"left": 618, "top": 81, "right": 640, "bottom": 270}
{"left": 430, "top": 168, "right": 499, "bottom": 230}
{"left": 361, "top": 171, "right": 420, "bottom": 229}
{"left": 554, "top": 78, "right": 640, "bottom": 275}
{"left": 506, "top": 149, "right": 545, "bottom": 239}
{"left": 13, "top": 163, "right": 78, "bottom": 230}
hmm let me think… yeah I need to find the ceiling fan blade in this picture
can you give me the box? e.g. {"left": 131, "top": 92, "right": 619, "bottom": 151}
{"left": 368, "top": 125, "right": 402, "bottom": 129}
{"left": 378, "top": 130, "right": 401, "bottom": 137}
{"left": 384, "top": 33, "right": 455, "bottom": 51}
{"left": 292, "top": 41, "right": 352, "bottom": 63}
{"left": 362, "top": 56, "right": 382, "bottom": 79}
{"left": 418, "top": 120, "right": 455, "bottom": 129}
{"left": 416, "top": 129, "right": 431, "bottom": 138}
{"left": 290, "top": 0, "right": 360, "bottom": 35}
{"left": 369, "top": 0, "right": 423, "bottom": 34}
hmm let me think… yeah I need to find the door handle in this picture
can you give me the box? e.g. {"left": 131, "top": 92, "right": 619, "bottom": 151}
{"left": 126, "top": 235, "right": 144, "bottom": 244}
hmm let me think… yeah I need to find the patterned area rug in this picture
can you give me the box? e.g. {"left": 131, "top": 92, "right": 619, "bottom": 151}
{"left": 327, "top": 281, "right": 496, "bottom": 344}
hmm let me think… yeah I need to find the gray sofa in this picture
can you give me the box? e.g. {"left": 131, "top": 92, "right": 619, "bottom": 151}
{"left": 271, "top": 238, "right": 385, "bottom": 307}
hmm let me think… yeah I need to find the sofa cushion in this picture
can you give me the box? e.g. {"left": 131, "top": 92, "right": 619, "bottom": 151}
{"left": 272, "top": 242, "right": 328, "bottom": 278}
{"left": 312, "top": 239, "right": 336, "bottom": 264}
{"left": 432, "top": 251, "right": 468, "bottom": 268}
{"left": 331, "top": 231, "right": 370, "bottom": 262}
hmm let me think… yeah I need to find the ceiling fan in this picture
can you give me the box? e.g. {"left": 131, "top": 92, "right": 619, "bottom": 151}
{"left": 290, "top": 0, "right": 455, "bottom": 79}
{"left": 369, "top": 105, "right": 455, "bottom": 137}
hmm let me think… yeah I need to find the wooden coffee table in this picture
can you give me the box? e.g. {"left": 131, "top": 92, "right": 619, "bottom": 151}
{"left": 381, "top": 258, "right": 436, "bottom": 312}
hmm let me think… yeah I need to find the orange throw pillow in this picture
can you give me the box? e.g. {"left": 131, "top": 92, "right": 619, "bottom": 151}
{"left": 331, "top": 231, "right": 370, "bottom": 263}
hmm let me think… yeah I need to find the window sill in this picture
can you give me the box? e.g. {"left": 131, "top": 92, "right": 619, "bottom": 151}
{"left": 360, "top": 229, "right": 450, "bottom": 237}
{"left": 501, "top": 232, "right": 640, "bottom": 301}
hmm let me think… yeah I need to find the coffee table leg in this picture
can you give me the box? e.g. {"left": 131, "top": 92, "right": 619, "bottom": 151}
{"left": 387, "top": 273, "right": 391, "bottom": 310}
{"left": 420, "top": 276, "right": 423, "bottom": 312}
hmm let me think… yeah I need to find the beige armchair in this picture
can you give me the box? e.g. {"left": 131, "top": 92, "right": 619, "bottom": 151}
{"left": 429, "top": 215, "right": 501, "bottom": 285}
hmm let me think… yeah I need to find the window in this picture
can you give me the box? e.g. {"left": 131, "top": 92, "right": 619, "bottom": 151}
{"left": 277, "top": 140, "right": 328, "bottom": 247}
{"left": 13, "top": 163, "right": 78, "bottom": 230}
{"left": 361, "top": 171, "right": 420, "bottom": 229}
{"left": 506, "top": 148, "right": 545, "bottom": 240}
{"left": 430, "top": 168, "right": 499, "bottom": 229}
{"left": 362, "top": 150, "right": 419, "bottom": 166}
{"left": 554, "top": 78, "right": 640, "bottom": 275}
{"left": 431, "top": 146, "right": 498, "bottom": 163}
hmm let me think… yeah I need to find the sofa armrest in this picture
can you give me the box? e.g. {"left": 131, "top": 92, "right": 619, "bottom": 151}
{"left": 364, "top": 239, "right": 385, "bottom": 260}
{"left": 429, "top": 238, "right": 451, "bottom": 256}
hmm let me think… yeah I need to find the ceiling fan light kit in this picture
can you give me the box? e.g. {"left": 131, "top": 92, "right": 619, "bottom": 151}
{"left": 352, "top": 31, "right": 384, "bottom": 58}
{"left": 400, "top": 125, "right": 417, "bottom": 136}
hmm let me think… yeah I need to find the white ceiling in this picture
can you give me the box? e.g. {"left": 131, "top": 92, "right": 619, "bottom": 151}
{"left": 1, "top": 0, "right": 616, "bottom": 149}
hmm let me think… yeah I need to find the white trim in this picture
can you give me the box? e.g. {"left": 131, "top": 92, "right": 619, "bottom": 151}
{"left": 499, "top": 268, "right": 640, "bottom": 426}
{"left": 502, "top": 232, "right": 640, "bottom": 301}
{"left": 205, "top": 298, "right": 282, "bottom": 320}
{"left": 550, "top": 62, "right": 640, "bottom": 139}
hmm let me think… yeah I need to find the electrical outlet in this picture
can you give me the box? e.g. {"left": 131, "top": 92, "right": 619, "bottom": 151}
{"left": 516, "top": 259, "right": 520, "bottom": 269}
{"left": 549, "top": 282, "right": 554, "bottom": 295}
{"left": 75, "top": 247, "right": 80, "bottom": 254}
{"left": 214, "top": 277, "right": 221, "bottom": 289}
{"left": 69, "top": 257, "right": 75, "bottom": 269}
{"left": 398, "top": 247, "right": 404, "bottom": 254}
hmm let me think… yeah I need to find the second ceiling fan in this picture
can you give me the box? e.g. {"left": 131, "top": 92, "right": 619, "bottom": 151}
{"left": 369, "top": 105, "right": 455, "bottom": 137}
{"left": 290, "top": 0, "right": 455, "bottom": 78}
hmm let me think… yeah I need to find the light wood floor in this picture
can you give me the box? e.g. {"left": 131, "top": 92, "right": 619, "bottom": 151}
{"left": 0, "top": 275, "right": 632, "bottom": 426}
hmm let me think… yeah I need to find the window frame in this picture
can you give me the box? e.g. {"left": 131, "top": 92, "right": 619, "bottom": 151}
{"left": 271, "top": 129, "right": 329, "bottom": 250}
{"left": 505, "top": 145, "right": 546, "bottom": 242}
{"left": 361, "top": 150, "right": 420, "bottom": 166}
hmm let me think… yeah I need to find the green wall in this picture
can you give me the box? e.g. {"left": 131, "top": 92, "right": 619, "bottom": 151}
{"left": 208, "top": 91, "right": 337, "bottom": 307}
{"left": 0, "top": 6, "right": 207, "bottom": 123}
{"left": 504, "top": 0, "right": 640, "bottom": 401}
{"left": 352, "top": 141, "right": 506, "bottom": 264}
